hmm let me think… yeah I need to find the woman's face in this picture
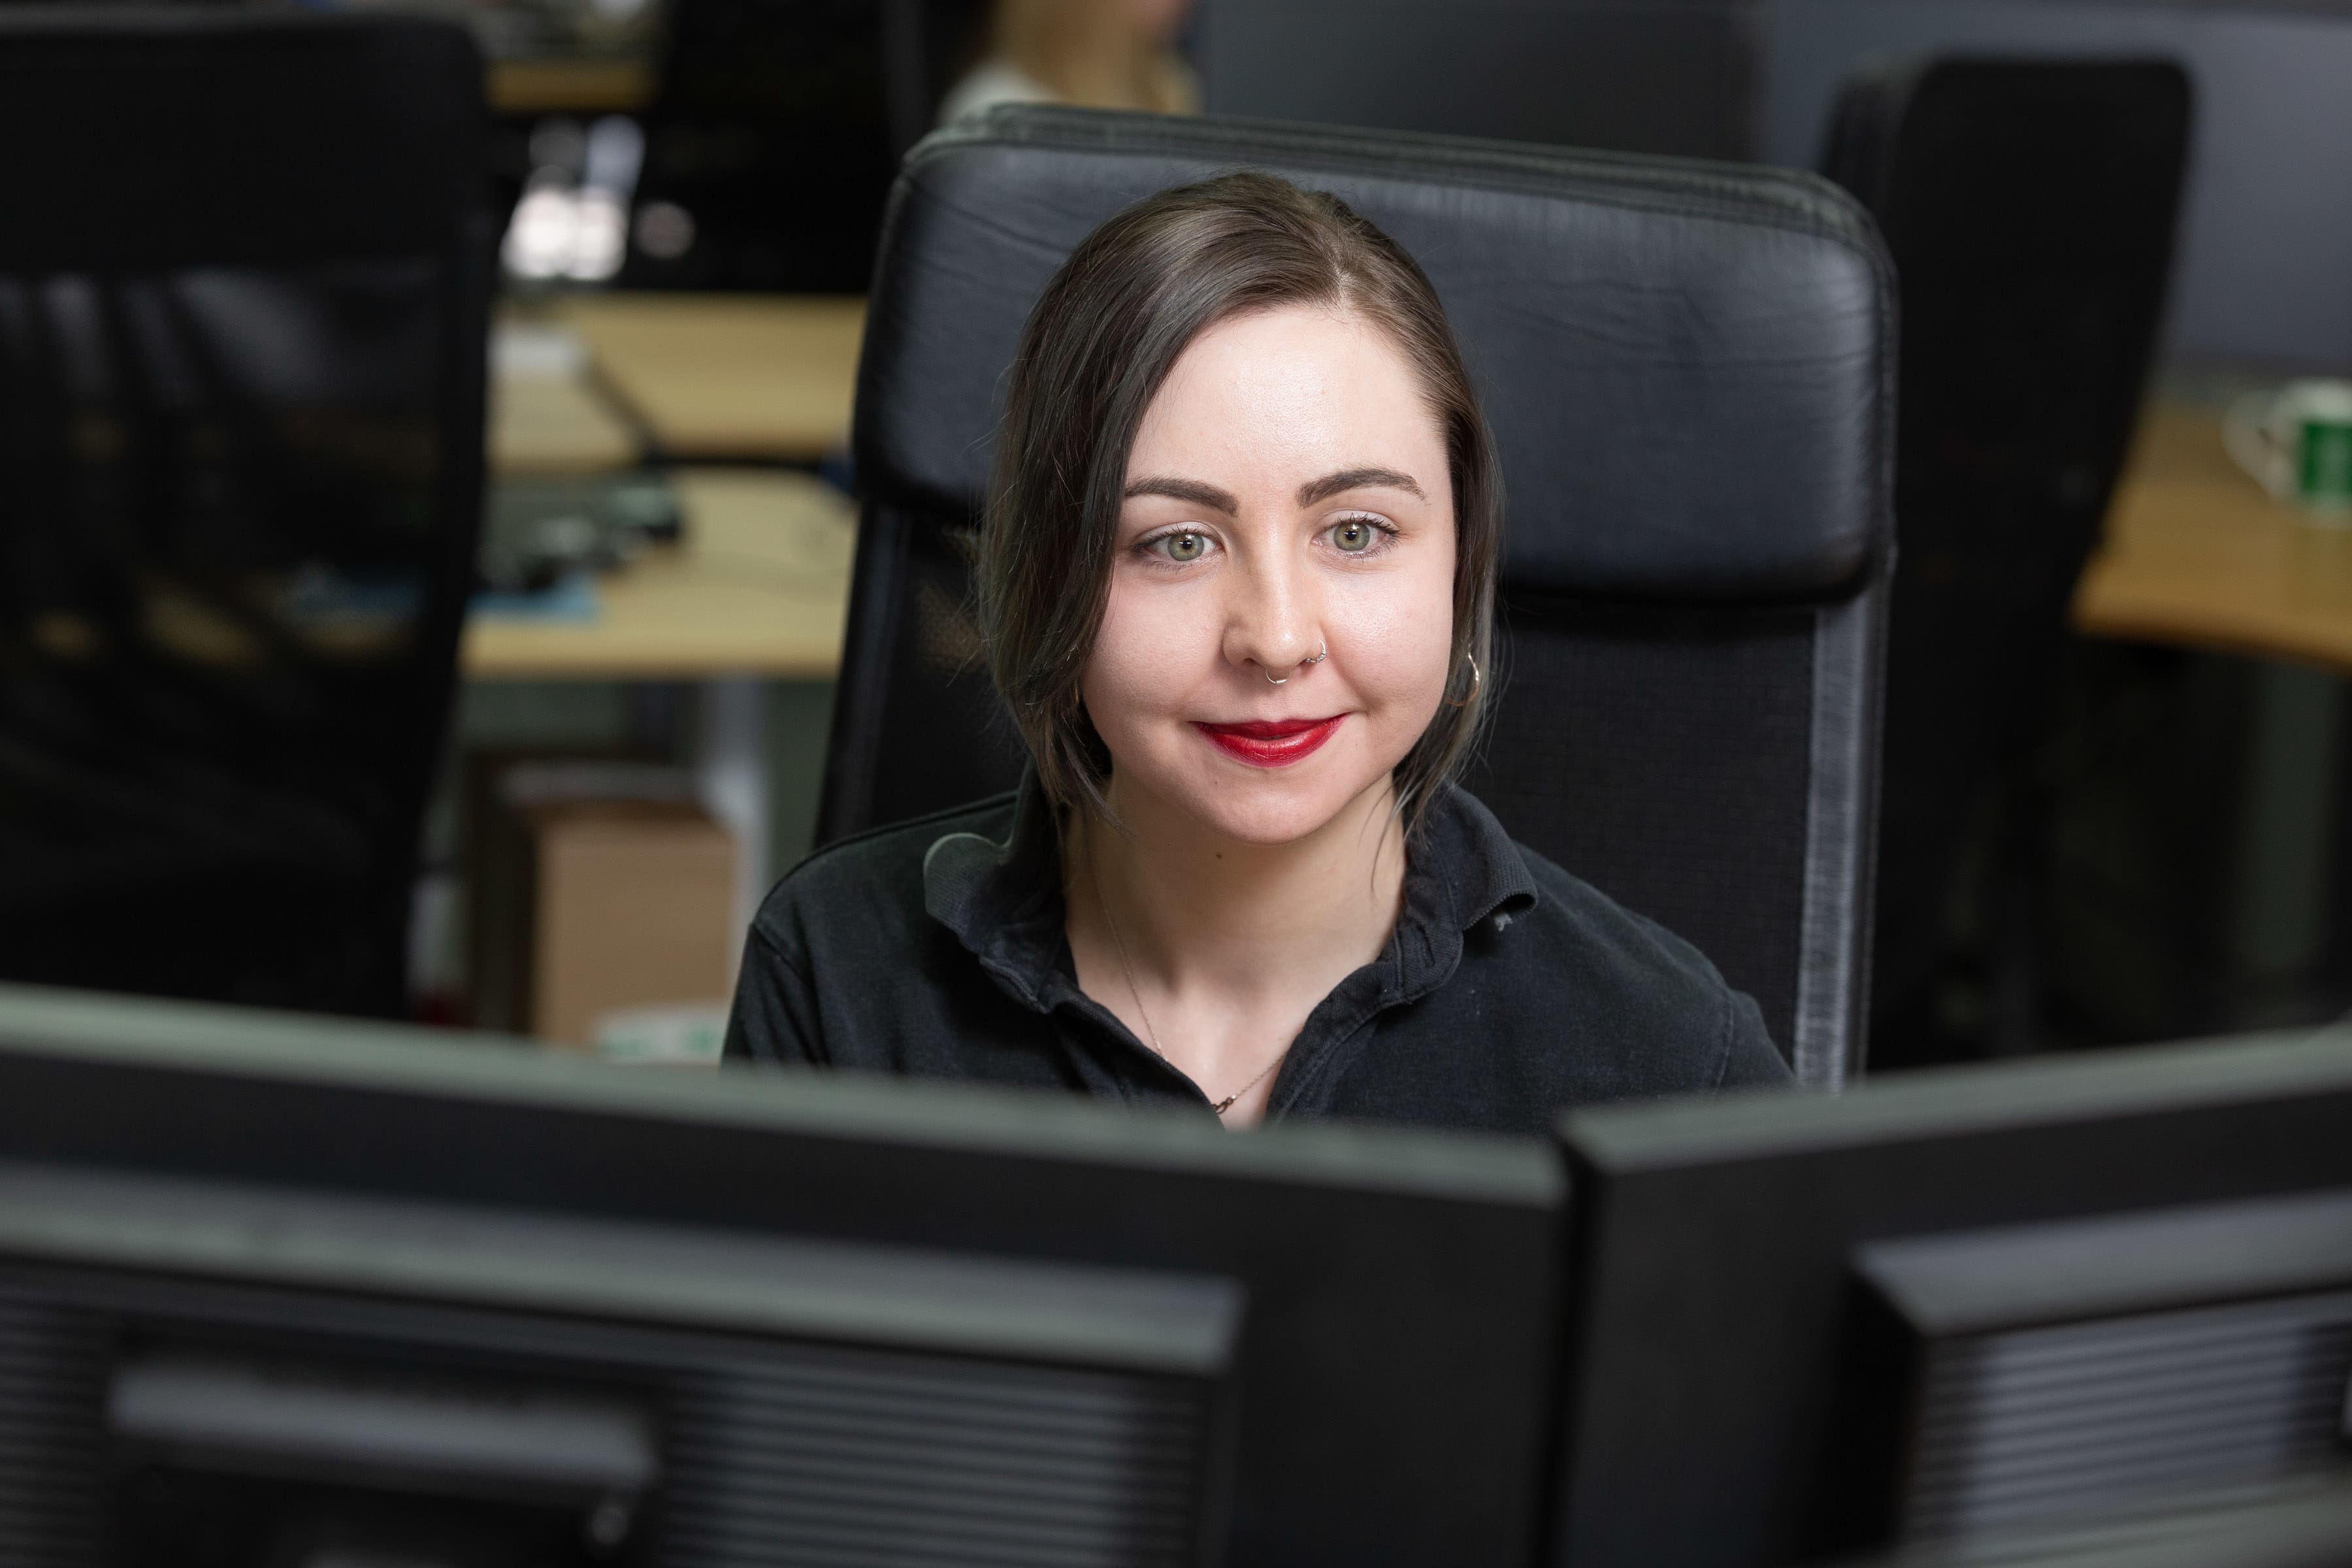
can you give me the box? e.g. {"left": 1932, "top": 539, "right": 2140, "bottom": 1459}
{"left": 1083, "top": 303, "right": 1457, "bottom": 847}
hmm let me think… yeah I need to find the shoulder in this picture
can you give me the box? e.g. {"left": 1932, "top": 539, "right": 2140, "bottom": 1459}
{"left": 1514, "top": 843, "right": 1732, "bottom": 1002}
{"left": 1422, "top": 783, "right": 1740, "bottom": 1011}
{"left": 1456, "top": 815, "right": 1789, "bottom": 1100}
{"left": 727, "top": 792, "right": 1032, "bottom": 1071}
{"left": 749, "top": 792, "right": 1019, "bottom": 960}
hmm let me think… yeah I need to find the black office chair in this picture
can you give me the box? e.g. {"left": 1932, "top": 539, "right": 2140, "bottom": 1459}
{"left": 819, "top": 107, "right": 1895, "bottom": 1086}
{"left": 0, "top": 10, "right": 491, "bottom": 1017}
{"left": 1822, "top": 59, "right": 2192, "bottom": 1068}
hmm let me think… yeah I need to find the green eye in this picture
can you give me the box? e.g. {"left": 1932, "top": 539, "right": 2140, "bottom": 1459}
{"left": 1332, "top": 519, "right": 1377, "bottom": 553}
{"left": 1160, "top": 531, "right": 1207, "bottom": 562}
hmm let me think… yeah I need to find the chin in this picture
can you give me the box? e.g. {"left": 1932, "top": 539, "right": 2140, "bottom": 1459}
{"left": 1183, "top": 793, "right": 1348, "bottom": 846}
{"left": 1168, "top": 759, "right": 1390, "bottom": 847}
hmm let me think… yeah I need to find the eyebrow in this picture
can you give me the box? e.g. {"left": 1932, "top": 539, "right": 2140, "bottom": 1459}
{"left": 1125, "top": 468, "right": 1428, "bottom": 512}
{"left": 1297, "top": 466, "right": 1426, "bottom": 506}
{"left": 1122, "top": 476, "right": 1239, "bottom": 512}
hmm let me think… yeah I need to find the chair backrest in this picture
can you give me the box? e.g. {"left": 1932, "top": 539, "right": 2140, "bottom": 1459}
{"left": 1200, "top": 0, "right": 1761, "bottom": 161}
{"left": 0, "top": 10, "right": 490, "bottom": 1016}
{"left": 823, "top": 108, "right": 1895, "bottom": 1086}
{"left": 1822, "top": 60, "right": 2191, "bottom": 1063}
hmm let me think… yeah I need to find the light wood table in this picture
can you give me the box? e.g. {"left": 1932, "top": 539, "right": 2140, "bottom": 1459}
{"left": 2074, "top": 402, "right": 2352, "bottom": 673}
{"left": 487, "top": 57, "right": 655, "bottom": 117}
{"left": 461, "top": 468, "right": 855, "bottom": 682}
{"left": 490, "top": 357, "right": 643, "bottom": 475}
{"left": 553, "top": 295, "right": 866, "bottom": 462}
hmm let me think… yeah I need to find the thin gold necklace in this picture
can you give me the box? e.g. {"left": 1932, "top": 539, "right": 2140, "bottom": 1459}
{"left": 1092, "top": 856, "right": 1285, "bottom": 1119}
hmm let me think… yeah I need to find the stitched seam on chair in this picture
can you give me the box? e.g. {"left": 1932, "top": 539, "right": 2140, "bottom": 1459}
{"left": 1791, "top": 589, "right": 1878, "bottom": 1090}
{"left": 919, "top": 107, "right": 1855, "bottom": 220}
{"left": 1712, "top": 981, "right": 1735, "bottom": 1089}
{"left": 909, "top": 113, "right": 1887, "bottom": 269}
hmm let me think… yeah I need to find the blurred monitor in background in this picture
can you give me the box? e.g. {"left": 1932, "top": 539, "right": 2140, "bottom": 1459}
{"left": 938, "top": 0, "right": 1198, "bottom": 125}
{"left": 1197, "top": 0, "right": 1760, "bottom": 162}
{"left": 621, "top": 0, "right": 900, "bottom": 292}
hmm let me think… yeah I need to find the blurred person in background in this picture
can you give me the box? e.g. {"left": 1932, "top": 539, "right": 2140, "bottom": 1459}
{"left": 939, "top": 0, "right": 1198, "bottom": 124}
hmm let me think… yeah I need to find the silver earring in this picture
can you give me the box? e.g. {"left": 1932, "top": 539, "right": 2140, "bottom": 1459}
{"left": 1449, "top": 651, "right": 1482, "bottom": 708}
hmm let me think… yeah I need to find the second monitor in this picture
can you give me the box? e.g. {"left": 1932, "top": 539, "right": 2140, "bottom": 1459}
{"left": 1551, "top": 1025, "right": 2352, "bottom": 1568}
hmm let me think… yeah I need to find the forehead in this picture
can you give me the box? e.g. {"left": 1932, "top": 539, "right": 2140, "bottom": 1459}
{"left": 1126, "top": 303, "right": 1445, "bottom": 482}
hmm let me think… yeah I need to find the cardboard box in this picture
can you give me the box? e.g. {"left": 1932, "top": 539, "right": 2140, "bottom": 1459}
{"left": 471, "top": 763, "right": 738, "bottom": 1049}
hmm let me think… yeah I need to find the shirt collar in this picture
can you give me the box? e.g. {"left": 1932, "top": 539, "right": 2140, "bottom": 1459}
{"left": 922, "top": 770, "right": 1541, "bottom": 1013}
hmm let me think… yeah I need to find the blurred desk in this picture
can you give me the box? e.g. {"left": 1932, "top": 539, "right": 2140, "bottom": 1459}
{"left": 464, "top": 468, "right": 856, "bottom": 936}
{"left": 490, "top": 357, "right": 642, "bottom": 474}
{"left": 486, "top": 57, "right": 654, "bottom": 116}
{"left": 2075, "top": 402, "right": 2352, "bottom": 674}
{"left": 553, "top": 295, "right": 866, "bottom": 462}
{"left": 462, "top": 468, "right": 854, "bottom": 681}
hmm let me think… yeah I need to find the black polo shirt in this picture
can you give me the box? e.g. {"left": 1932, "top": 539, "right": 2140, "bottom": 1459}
{"left": 723, "top": 774, "right": 1791, "bottom": 1135}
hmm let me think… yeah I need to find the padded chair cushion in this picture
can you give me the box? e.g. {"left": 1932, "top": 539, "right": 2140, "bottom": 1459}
{"left": 857, "top": 108, "right": 1893, "bottom": 602}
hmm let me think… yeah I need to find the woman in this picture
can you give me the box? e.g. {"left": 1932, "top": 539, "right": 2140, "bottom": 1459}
{"left": 936, "top": 0, "right": 1198, "bottom": 125}
{"left": 725, "top": 172, "right": 1790, "bottom": 1135}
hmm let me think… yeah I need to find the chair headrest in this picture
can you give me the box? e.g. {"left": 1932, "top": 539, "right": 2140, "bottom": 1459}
{"left": 0, "top": 10, "right": 482, "bottom": 270}
{"left": 855, "top": 106, "right": 1894, "bottom": 604}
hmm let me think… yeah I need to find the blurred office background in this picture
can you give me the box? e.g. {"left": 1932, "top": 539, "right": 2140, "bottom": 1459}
{"left": 8, "top": 0, "right": 2352, "bottom": 1073}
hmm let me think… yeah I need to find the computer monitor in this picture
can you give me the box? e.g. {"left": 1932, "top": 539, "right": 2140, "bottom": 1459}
{"left": 620, "top": 0, "right": 902, "bottom": 292}
{"left": 0, "top": 982, "right": 1561, "bottom": 1567}
{"left": 1197, "top": 0, "right": 1760, "bottom": 161}
{"left": 1867, "top": 1486, "right": 2352, "bottom": 1568}
{"left": 1548, "top": 1026, "right": 2352, "bottom": 1568}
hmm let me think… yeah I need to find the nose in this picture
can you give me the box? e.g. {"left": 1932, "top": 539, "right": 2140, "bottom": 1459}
{"left": 1220, "top": 542, "right": 1324, "bottom": 685}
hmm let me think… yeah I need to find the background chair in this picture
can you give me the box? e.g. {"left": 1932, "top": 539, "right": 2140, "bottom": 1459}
{"left": 0, "top": 11, "right": 491, "bottom": 1017}
{"left": 1821, "top": 60, "right": 2193, "bottom": 1068}
{"left": 819, "top": 107, "right": 1895, "bottom": 1086}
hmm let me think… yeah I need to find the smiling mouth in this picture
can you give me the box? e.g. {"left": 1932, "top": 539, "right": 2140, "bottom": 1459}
{"left": 1192, "top": 715, "right": 1346, "bottom": 768}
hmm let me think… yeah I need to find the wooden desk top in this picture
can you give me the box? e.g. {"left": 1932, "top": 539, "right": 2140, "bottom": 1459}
{"left": 489, "top": 357, "right": 643, "bottom": 475}
{"left": 462, "top": 468, "right": 856, "bottom": 681}
{"left": 2074, "top": 402, "right": 2352, "bottom": 674}
{"left": 486, "top": 57, "right": 655, "bottom": 116}
{"left": 555, "top": 295, "right": 866, "bottom": 463}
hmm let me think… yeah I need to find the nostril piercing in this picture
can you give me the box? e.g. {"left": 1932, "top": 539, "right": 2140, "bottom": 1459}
{"left": 1264, "top": 642, "right": 1326, "bottom": 683}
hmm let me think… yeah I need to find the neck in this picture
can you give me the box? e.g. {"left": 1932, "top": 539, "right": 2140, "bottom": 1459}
{"left": 1070, "top": 772, "right": 1409, "bottom": 1000}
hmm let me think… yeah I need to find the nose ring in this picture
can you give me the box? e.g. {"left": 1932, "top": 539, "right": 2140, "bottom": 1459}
{"left": 1263, "top": 642, "right": 1328, "bottom": 685}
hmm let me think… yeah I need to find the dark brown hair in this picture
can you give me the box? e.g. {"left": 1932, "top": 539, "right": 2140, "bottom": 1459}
{"left": 980, "top": 169, "right": 1499, "bottom": 835}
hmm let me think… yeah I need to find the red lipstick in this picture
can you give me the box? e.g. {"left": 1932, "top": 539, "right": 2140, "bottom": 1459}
{"left": 1193, "top": 715, "right": 1345, "bottom": 768}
